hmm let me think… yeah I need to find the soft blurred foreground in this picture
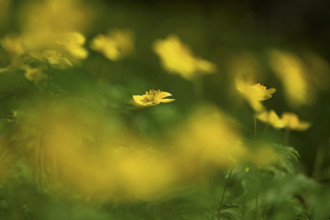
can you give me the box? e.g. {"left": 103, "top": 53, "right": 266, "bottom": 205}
{"left": 0, "top": 0, "right": 330, "bottom": 219}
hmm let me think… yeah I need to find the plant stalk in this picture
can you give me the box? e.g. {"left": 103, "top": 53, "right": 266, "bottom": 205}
{"left": 218, "top": 168, "right": 233, "bottom": 213}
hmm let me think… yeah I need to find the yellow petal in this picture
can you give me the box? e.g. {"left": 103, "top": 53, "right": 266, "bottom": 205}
{"left": 157, "top": 92, "right": 172, "bottom": 99}
{"left": 281, "top": 113, "right": 311, "bottom": 131}
{"left": 269, "top": 110, "right": 285, "bottom": 129}
{"left": 294, "top": 122, "right": 311, "bottom": 131}
{"left": 256, "top": 111, "right": 269, "bottom": 123}
{"left": 250, "top": 100, "right": 266, "bottom": 113}
{"left": 132, "top": 95, "right": 147, "bottom": 106}
{"left": 91, "top": 30, "right": 134, "bottom": 61}
{"left": 257, "top": 110, "right": 285, "bottom": 129}
{"left": 196, "top": 59, "right": 217, "bottom": 73}
{"left": 265, "top": 88, "right": 276, "bottom": 99}
{"left": 159, "top": 98, "right": 175, "bottom": 103}
{"left": 268, "top": 49, "right": 312, "bottom": 107}
{"left": 153, "top": 35, "right": 216, "bottom": 80}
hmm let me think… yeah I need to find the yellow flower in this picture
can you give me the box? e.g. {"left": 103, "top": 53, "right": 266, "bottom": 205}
{"left": 90, "top": 30, "right": 134, "bottom": 61}
{"left": 268, "top": 49, "right": 312, "bottom": 107}
{"left": 281, "top": 113, "right": 311, "bottom": 131}
{"left": 23, "top": 66, "right": 45, "bottom": 84}
{"left": 33, "top": 50, "right": 73, "bottom": 69}
{"left": 256, "top": 110, "right": 285, "bottom": 129}
{"left": 171, "top": 106, "right": 246, "bottom": 169}
{"left": 236, "top": 77, "right": 276, "bottom": 112}
{"left": 257, "top": 110, "right": 311, "bottom": 131}
{"left": 1, "top": 35, "right": 25, "bottom": 58}
{"left": 153, "top": 35, "right": 216, "bottom": 80}
{"left": 56, "top": 32, "right": 88, "bottom": 59}
{"left": 133, "top": 90, "right": 175, "bottom": 107}
{"left": 2, "top": 31, "right": 88, "bottom": 62}
{"left": 21, "top": 0, "right": 92, "bottom": 34}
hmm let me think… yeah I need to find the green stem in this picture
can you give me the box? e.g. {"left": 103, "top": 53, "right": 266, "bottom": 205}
{"left": 46, "top": 72, "right": 50, "bottom": 90}
{"left": 210, "top": 175, "right": 216, "bottom": 211}
{"left": 284, "top": 129, "right": 291, "bottom": 145}
{"left": 312, "top": 145, "right": 325, "bottom": 182}
{"left": 218, "top": 168, "right": 233, "bottom": 213}
{"left": 256, "top": 192, "right": 259, "bottom": 220}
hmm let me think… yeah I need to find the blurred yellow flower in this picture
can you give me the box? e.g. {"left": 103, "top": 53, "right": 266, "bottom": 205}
{"left": 18, "top": 100, "right": 182, "bottom": 201}
{"left": 257, "top": 110, "right": 310, "bottom": 131}
{"left": 90, "top": 30, "right": 134, "bottom": 61}
{"left": 114, "top": 149, "right": 178, "bottom": 199}
{"left": 133, "top": 89, "right": 175, "bottom": 107}
{"left": 23, "top": 66, "right": 45, "bottom": 84}
{"left": 12, "top": 0, "right": 92, "bottom": 63}
{"left": 38, "top": 50, "right": 73, "bottom": 69}
{"left": 56, "top": 32, "right": 88, "bottom": 59}
{"left": 2, "top": 31, "right": 88, "bottom": 64}
{"left": 256, "top": 110, "right": 285, "bottom": 129}
{"left": 281, "top": 113, "right": 311, "bottom": 131}
{"left": 153, "top": 35, "right": 216, "bottom": 80}
{"left": 268, "top": 49, "right": 312, "bottom": 107}
{"left": 236, "top": 77, "right": 276, "bottom": 112}
{"left": 171, "top": 106, "right": 246, "bottom": 170}
{"left": 1, "top": 35, "right": 25, "bottom": 58}
{"left": 21, "top": 0, "right": 92, "bottom": 34}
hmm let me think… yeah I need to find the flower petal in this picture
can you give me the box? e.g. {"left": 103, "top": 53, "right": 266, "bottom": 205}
{"left": 294, "top": 122, "right": 311, "bottom": 131}
{"left": 159, "top": 98, "right": 175, "bottom": 103}
{"left": 157, "top": 92, "right": 172, "bottom": 99}
{"left": 265, "top": 88, "right": 276, "bottom": 99}
{"left": 133, "top": 95, "right": 147, "bottom": 106}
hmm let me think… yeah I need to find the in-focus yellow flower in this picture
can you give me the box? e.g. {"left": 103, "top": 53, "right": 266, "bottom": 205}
{"left": 90, "top": 30, "right": 134, "bottom": 61}
{"left": 153, "top": 35, "right": 216, "bottom": 80}
{"left": 256, "top": 110, "right": 285, "bottom": 129}
{"left": 236, "top": 77, "right": 276, "bottom": 112}
{"left": 281, "top": 113, "right": 311, "bottom": 131}
{"left": 133, "top": 90, "right": 175, "bottom": 107}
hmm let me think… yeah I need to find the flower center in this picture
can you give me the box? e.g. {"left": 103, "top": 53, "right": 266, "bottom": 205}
{"left": 142, "top": 90, "right": 161, "bottom": 104}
